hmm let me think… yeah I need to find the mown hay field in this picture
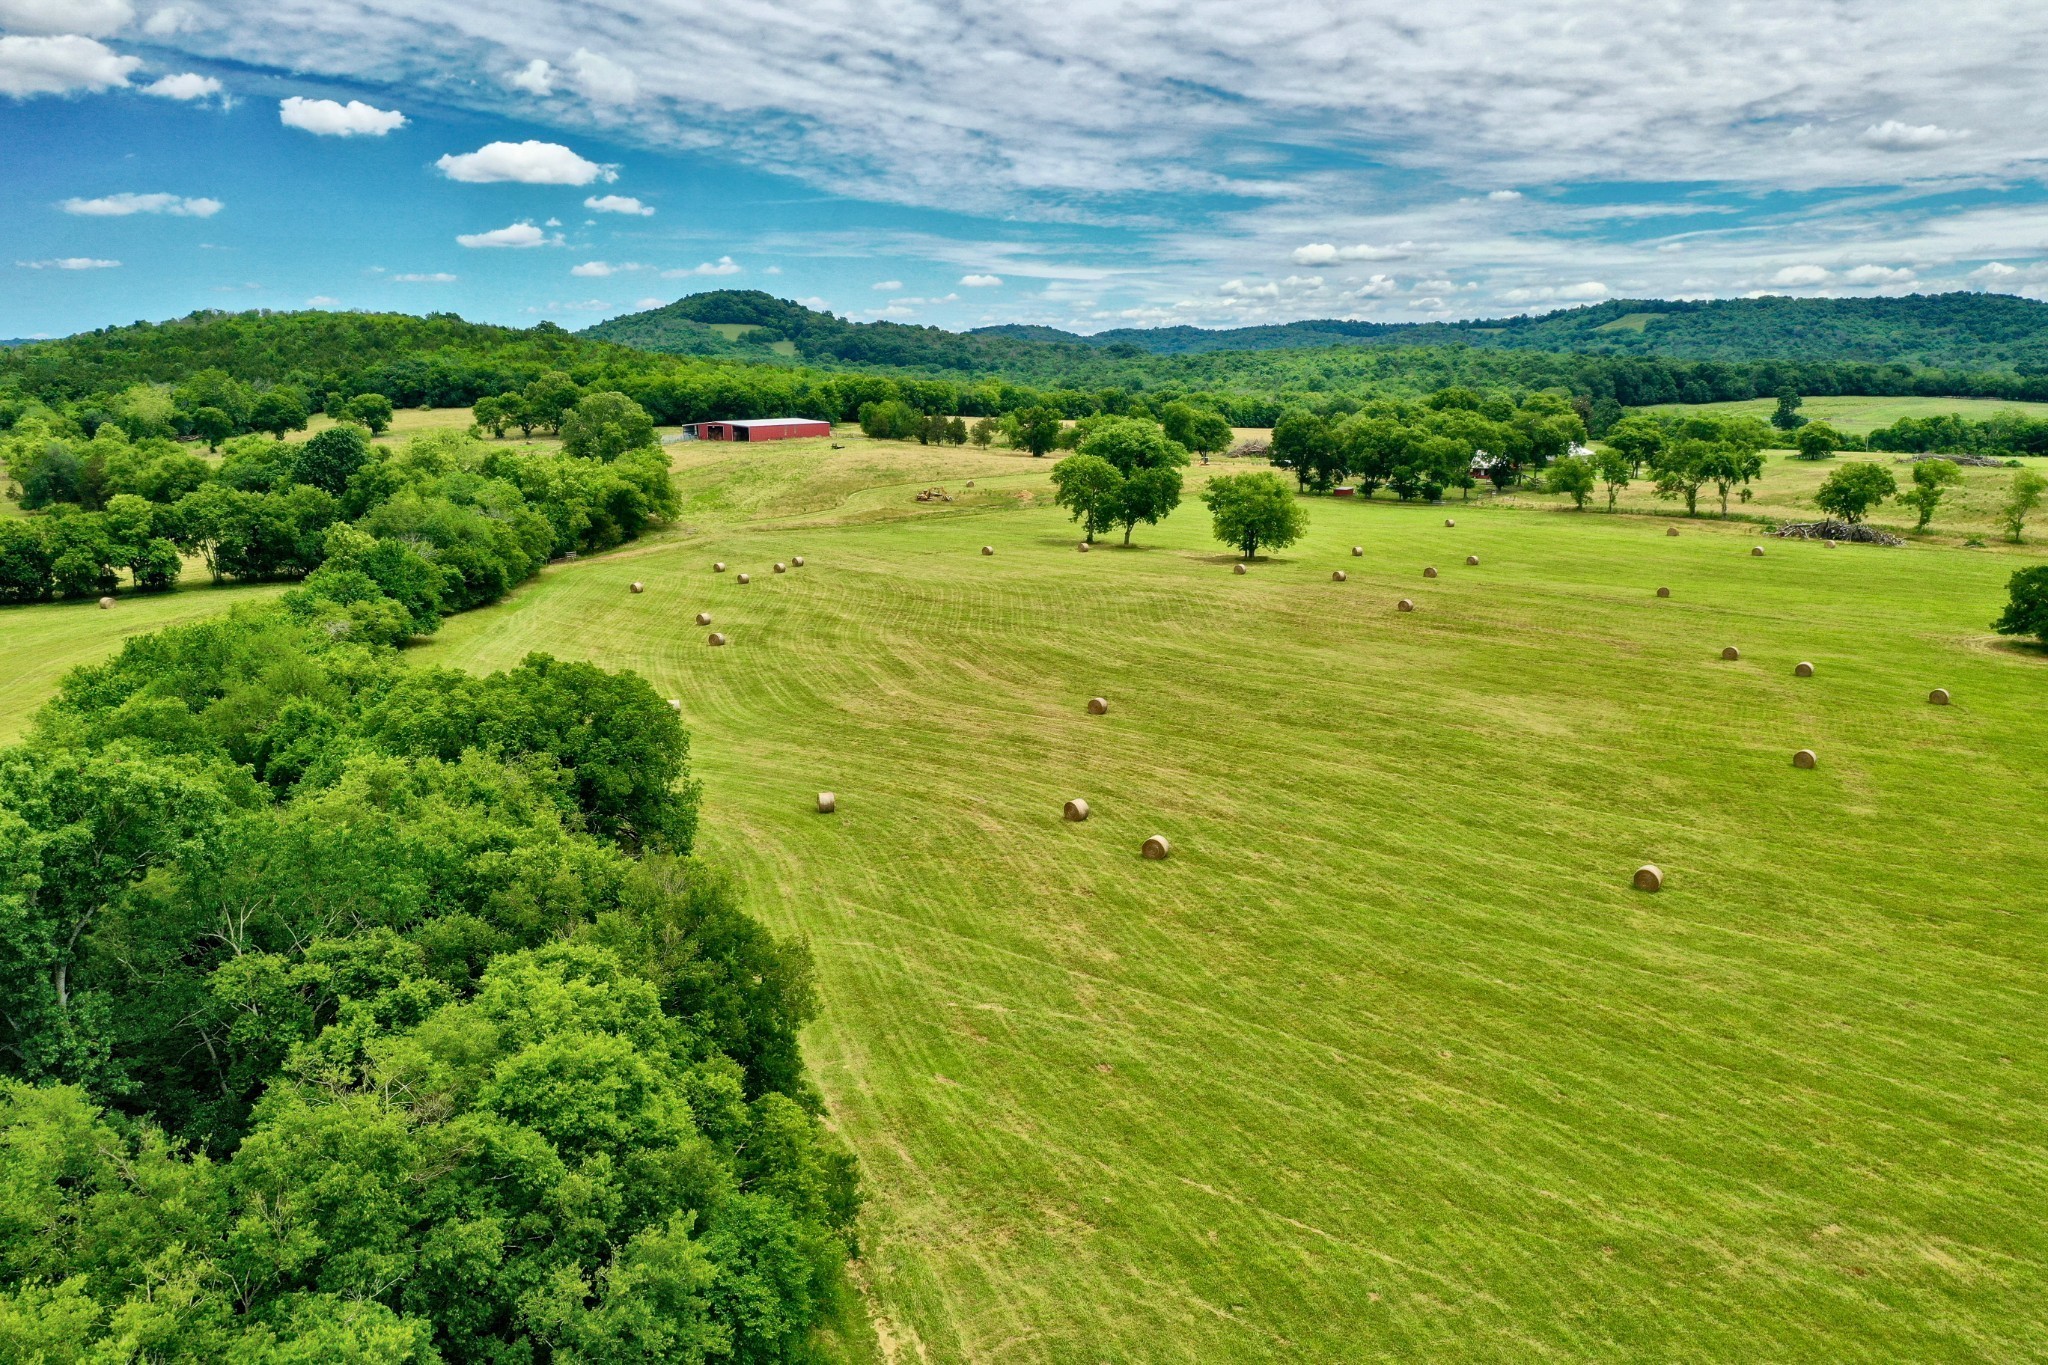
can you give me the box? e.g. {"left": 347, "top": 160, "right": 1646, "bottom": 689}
{"left": 6, "top": 434, "right": 2048, "bottom": 1361}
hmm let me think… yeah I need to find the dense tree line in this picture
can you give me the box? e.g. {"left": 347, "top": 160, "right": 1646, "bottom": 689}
{"left": 1259, "top": 388, "right": 1585, "bottom": 499}
{"left": 1865, "top": 409, "right": 2048, "bottom": 456}
{"left": 0, "top": 606, "right": 858, "bottom": 1359}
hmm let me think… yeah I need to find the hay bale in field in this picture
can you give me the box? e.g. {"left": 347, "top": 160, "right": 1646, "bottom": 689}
{"left": 1142, "top": 834, "right": 1171, "bottom": 860}
{"left": 97, "top": 596, "right": 114, "bottom": 609}
{"left": 708, "top": 632, "right": 727, "bottom": 646}
{"left": 1751, "top": 546, "right": 1766, "bottom": 557}
{"left": 981, "top": 545, "right": 994, "bottom": 556}
{"left": 737, "top": 573, "right": 751, "bottom": 584}
{"left": 1088, "top": 697, "right": 1109, "bottom": 715}
{"left": 1826, "top": 540, "right": 1837, "bottom": 549}
{"left": 817, "top": 792, "right": 836, "bottom": 814}
{"left": 1794, "top": 661, "right": 1815, "bottom": 677}
{"left": 1721, "top": 645, "right": 1740, "bottom": 660}
{"left": 1656, "top": 586, "right": 1671, "bottom": 598}
{"left": 1465, "top": 554, "right": 1480, "bottom": 566}
{"left": 792, "top": 556, "right": 804, "bottom": 567}
{"left": 714, "top": 561, "right": 727, "bottom": 572}
{"left": 1792, "top": 748, "right": 1817, "bottom": 769}
{"left": 774, "top": 562, "right": 787, "bottom": 573}
{"left": 1929, "top": 688, "right": 1952, "bottom": 706}
{"left": 1234, "top": 563, "right": 1247, "bottom": 575}
{"left": 1079, "top": 541, "right": 1091, "bottom": 553}
{"left": 965, "top": 480, "right": 975, "bottom": 487}
{"left": 1666, "top": 527, "right": 1680, "bottom": 537}
{"left": 1633, "top": 864, "right": 1663, "bottom": 892}
{"left": 1064, "top": 798, "right": 1090, "bottom": 822}
{"left": 1333, "top": 570, "right": 1348, "bottom": 581}
{"left": 1352, "top": 545, "right": 1363, "bottom": 557}
{"left": 696, "top": 612, "right": 712, "bottom": 626}
{"left": 1397, "top": 598, "right": 1415, "bottom": 612}
{"left": 1424, "top": 566, "right": 1438, "bottom": 579}
{"left": 1444, "top": 518, "right": 1456, "bottom": 527}
{"left": 668, "top": 698, "right": 682, "bottom": 712}
{"left": 630, "top": 581, "right": 644, "bottom": 594}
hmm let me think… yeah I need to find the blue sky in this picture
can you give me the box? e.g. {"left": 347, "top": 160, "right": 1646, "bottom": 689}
{"left": 6, "top": 0, "right": 2048, "bottom": 339}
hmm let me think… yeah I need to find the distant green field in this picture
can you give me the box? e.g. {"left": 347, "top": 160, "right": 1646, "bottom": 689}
{"left": 1633, "top": 394, "right": 2048, "bottom": 435}
{"left": 5, "top": 438, "right": 2048, "bottom": 1360}
{"left": 1593, "top": 312, "right": 1659, "bottom": 333}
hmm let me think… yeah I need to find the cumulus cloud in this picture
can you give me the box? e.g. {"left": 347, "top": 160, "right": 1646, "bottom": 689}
{"left": 506, "top": 58, "right": 554, "bottom": 95}
{"left": 568, "top": 47, "right": 637, "bottom": 104}
{"left": 142, "top": 72, "right": 220, "bottom": 100}
{"left": 305, "top": 295, "right": 339, "bottom": 305}
{"left": 1350, "top": 274, "right": 1399, "bottom": 298}
{"left": 960, "top": 273, "right": 1003, "bottom": 286}
{"left": 280, "top": 95, "right": 405, "bottom": 136}
{"left": 1861, "top": 120, "right": 1968, "bottom": 151}
{"left": 456, "top": 221, "right": 559, "bottom": 248}
{"left": 0, "top": 34, "right": 140, "bottom": 96}
{"left": 571, "top": 260, "right": 620, "bottom": 276}
{"left": 392, "top": 271, "right": 457, "bottom": 282}
{"left": 62, "top": 191, "right": 219, "bottom": 216}
{"left": 872, "top": 279, "right": 903, "bottom": 291}
{"left": 1487, "top": 190, "right": 1522, "bottom": 201}
{"left": 1840, "top": 263, "right": 1916, "bottom": 284}
{"left": 142, "top": 5, "right": 193, "bottom": 35}
{"left": 633, "top": 295, "right": 665, "bottom": 309}
{"left": 584, "top": 193, "right": 652, "bottom": 215}
{"left": 1290, "top": 242, "right": 1412, "bottom": 265}
{"left": 1972, "top": 261, "right": 2019, "bottom": 278}
{"left": 0, "top": 0, "right": 133, "bottom": 37}
{"left": 1499, "top": 281, "right": 1610, "bottom": 303}
{"left": 437, "top": 140, "right": 613, "bottom": 185}
{"left": 679, "top": 256, "right": 741, "bottom": 276}
{"left": 1768, "top": 264, "right": 1831, "bottom": 286}
{"left": 18, "top": 257, "right": 121, "bottom": 269}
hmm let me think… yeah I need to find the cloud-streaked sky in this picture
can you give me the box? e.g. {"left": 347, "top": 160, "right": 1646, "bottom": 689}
{"left": 6, "top": 0, "right": 2048, "bottom": 338}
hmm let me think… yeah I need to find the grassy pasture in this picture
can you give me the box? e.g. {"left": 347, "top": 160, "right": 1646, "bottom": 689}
{"left": 1632, "top": 394, "right": 2048, "bottom": 435}
{"left": 4, "top": 434, "right": 2048, "bottom": 1360}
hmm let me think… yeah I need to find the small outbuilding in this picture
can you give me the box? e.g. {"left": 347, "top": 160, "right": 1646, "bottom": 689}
{"left": 684, "top": 418, "right": 832, "bottom": 442}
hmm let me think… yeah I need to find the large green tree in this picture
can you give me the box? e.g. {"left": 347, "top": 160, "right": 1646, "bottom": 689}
{"left": 1051, "top": 454, "right": 1123, "bottom": 543}
{"left": 1897, "top": 459, "right": 1963, "bottom": 530}
{"left": 1200, "top": 470, "right": 1308, "bottom": 560}
{"left": 1814, "top": 462, "right": 1898, "bottom": 523}
{"left": 560, "top": 391, "right": 658, "bottom": 462}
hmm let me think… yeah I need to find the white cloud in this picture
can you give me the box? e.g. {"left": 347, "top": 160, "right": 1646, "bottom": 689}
{"left": 437, "top": 140, "right": 613, "bottom": 185}
{"left": 682, "top": 256, "right": 741, "bottom": 276}
{"left": 1350, "top": 273, "right": 1399, "bottom": 298}
{"left": 1972, "top": 261, "right": 2020, "bottom": 278}
{"left": 1219, "top": 279, "right": 1279, "bottom": 297}
{"left": 633, "top": 295, "right": 665, "bottom": 309}
{"left": 796, "top": 296, "right": 829, "bottom": 310}
{"left": 1487, "top": 190, "right": 1522, "bottom": 201}
{"left": 568, "top": 47, "right": 637, "bottom": 104}
{"left": 17, "top": 257, "right": 121, "bottom": 269}
{"left": 61, "top": 191, "right": 219, "bottom": 217}
{"left": 1290, "top": 242, "right": 1412, "bottom": 265}
{"left": 456, "top": 221, "right": 559, "bottom": 248}
{"left": 571, "top": 260, "right": 618, "bottom": 276}
{"left": 762, "top": 265, "right": 781, "bottom": 274}
{"left": 506, "top": 58, "right": 554, "bottom": 95}
{"left": 1499, "top": 280, "right": 1610, "bottom": 303}
{"left": 584, "top": 193, "right": 652, "bottom": 215}
{"left": 305, "top": 295, "right": 338, "bottom": 305}
{"left": 142, "top": 72, "right": 219, "bottom": 100}
{"left": 872, "top": 279, "right": 903, "bottom": 290}
{"left": 960, "top": 273, "right": 1003, "bottom": 286}
{"left": 392, "top": 271, "right": 457, "bottom": 282}
{"left": 1861, "top": 120, "right": 1968, "bottom": 151}
{"left": 1768, "top": 264, "right": 1831, "bottom": 286}
{"left": 1840, "top": 263, "right": 1916, "bottom": 284}
{"left": 142, "top": 5, "right": 193, "bottom": 35}
{"left": 0, "top": 0, "right": 133, "bottom": 37}
{"left": 279, "top": 95, "right": 405, "bottom": 136}
{"left": 0, "top": 34, "right": 139, "bottom": 96}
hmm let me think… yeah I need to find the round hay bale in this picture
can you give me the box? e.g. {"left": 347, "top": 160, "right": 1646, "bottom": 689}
{"left": 1079, "top": 541, "right": 1092, "bottom": 553}
{"left": 668, "top": 698, "right": 682, "bottom": 712}
{"left": 792, "top": 556, "right": 805, "bottom": 567}
{"left": 1233, "top": 563, "right": 1247, "bottom": 575}
{"left": 774, "top": 562, "right": 787, "bottom": 574}
{"left": 1141, "top": 834, "right": 1171, "bottom": 860}
{"left": 737, "top": 573, "right": 751, "bottom": 584}
{"left": 1064, "top": 798, "right": 1090, "bottom": 822}
{"left": 965, "top": 480, "right": 975, "bottom": 487}
{"left": 1826, "top": 540, "right": 1837, "bottom": 549}
{"left": 1656, "top": 586, "right": 1671, "bottom": 598}
{"left": 1792, "top": 748, "right": 1817, "bottom": 769}
{"left": 817, "top": 792, "right": 836, "bottom": 814}
{"left": 630, "top": 581, "right": 645, "bottom": 594}
{"left": 708, "top": 631, "right": 727, "bottom": 647}
{"left": 1351, "top": 545, "right": 1363, "bottom": 557}
{"left": 1632, "top": 863, "right": 1663, "bottom": 893}
{"left": 1666, "top": 527, "right": 1680, "bottom": 537}
{"left": 696, "top": 612, "right": 712, "bottom": 626}
{"left": 97, "top": 595, "right": 115, "bottom": 609}
{"left": 1928, "top": 687, "right": 1951, "bottom": 706}
{"left": 981, "top": 545, "right": 994, "bottom": 556}
{"left": 1751, "top": 546, "right": 1766, "bottom": 557}
{"left": 1087, "top": 696, "right": 1109, "bottom": 715}
{"left": 1397, "top": 598, "right": 1415, "bottom": 612}
{"left": 1423, "top": 566, "right": 1438, "bottom": 579}
{"left": 1332, "top": 570, "right": 1348, "bottom": 582}
{"left": 1721, "top": 646, "right": 1740, "bottom": 661}
{"left": 714, "top": 562, "right": 726, "bottom": 572}
{"left": 1794, "top": 661, "right": 1815, "bottom": 677}
{"left": 1444, "top": 518, "right": 1456, "bottom": 527}
{"left": 1465, "top": 554, "right": 1480, "bottom": 566}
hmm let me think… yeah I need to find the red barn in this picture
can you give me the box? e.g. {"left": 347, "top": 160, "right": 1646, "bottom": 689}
{"left": 685, "top": 417, "right": 832, "bottom": 441}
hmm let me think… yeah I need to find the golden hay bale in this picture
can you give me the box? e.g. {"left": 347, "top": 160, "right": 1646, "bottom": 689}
{"left": 1332, "top": 570, "right": 1348, "bottom": 581}
{"left": 774, "top": 562, "right": 787, "bottom": 573}
{"left": 714, "top": 562, "right": 726, "bottom": 572}
{"left": 817, "top": 792, "right": 836, "bottom": 814}
{"left": 1079, "top": 541, "right": 1091, "bottom": 553}
{"left": 1444, "top": 518, "right": 1456, "bottom": 527}
{"left": 1794, "top": 661, "right": 1815, "bottom": 677}
{"left": 1928, "top": 687, "right": 1951, "bottom": 706}
{"left": 1721, "top": 646, "right": 1740, "bottom": 660}
{"left": 668, "top": 698, "right": 682, "bottom": 712}
{"left": 1352, "top": 545, "right": 1364, "bottom": 557}
{"left": 1064, "top": 798, "right": 1090, "bottom": 822}
{"left": 1088, "top": 697, "right": 1109, "bottom": 715}
{"left": 630, "top": 581, "right": 644, "bottom": 594}
{"left": 965, "top": 480, "right": 975, "bottom": 487}
{"left": 1397, "top": 598, "right": 1415, "bottom": 612}
{"left": 981, "top": 545, "right": 994, "bottom": 555}
{"left": 1656, "top": 586, "right": 1671, "bottom": 598}
{"left": 696, "top": 612, "right": 712, "bottom": 626}
{"left": 1792, "top": 748, "right": 1817, "bottom": 769}
{"left": 97, "top": 596, "right": 115, "bottom": 609}
{"left": 1633, "top": 864, "right": 1663, "bottom": 892}
{"left": 792, "top": 556, "right": 804, "bottom": 567}
{"left": 1465, "top": 554, "right": 1480, "bottom": 566}
{"left": 1423, "top": 566, "right": 1438, "bottom": 578}
{"left": 708, "top": 632, "right": 727, "bottom": 646}
{"left": 1826, "top": 540, "right": 1837, "bottom": 549}
{"left": 1751, "top": 546, "right": 1766, "bottom": 557}
{"left": 1233, "top": 563, "right": 1247, "bottom": 575}
{"left": 737, "top": 573, "right": 751, "bottom": 584}
{"left": 1666, "top": 527, "right": 1680, "bottom": 537}
{"left": 1141, "top": 834, "right": 1171, "bottom": 860}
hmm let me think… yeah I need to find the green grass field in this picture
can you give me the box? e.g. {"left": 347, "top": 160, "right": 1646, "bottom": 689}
{"left": 5, "top": 435, "right": 2048, "bottom": 1360}
{"left": 1632, "top": 393, "right": 2048, "bottom": 435}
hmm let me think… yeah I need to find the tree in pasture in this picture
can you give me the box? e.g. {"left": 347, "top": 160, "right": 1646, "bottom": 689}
{"left": 1079, "top": 416, "right": 1189, "bottom": 476}
{"left": 2001, "top": 468, "right": 2047, "bottom": 542}
{"left": 857, "top": 398, "right": 921, "bottom": 440}
{"left": 471, "top": 392, "right": 514, "bottom": 437}
{"left": 1706, "top": 447, "right": 1764, "bottom": 515}
{"left": 1160, "top": 401, "right": 1233, "bottom": 457}
{"left": 1051, "top": 453, "right": 1123, "bottom": 543}
{"left": 1011, "top": 405, "right": 1065, "bottom": 457}
{"left": 1770, "top": 386, "right": 1808, "bottom": 431}
{"left": 188, "top": 404, "right": 234, "bottom": 451}
{"left": 522, "top": 370, "right": 584, "bottom": 433}
{"left": 1544, "top": 454, "right": 1596, "bottom": 509}
{"left": 1794, "top": 421, "right": 1844, "bottom": 460}
{"left": 1592, "top": 446, "right": 1632, "bottom": 510}
{"left": 248, "top": 387, "right": 310, "bottom": 440}
{"left": 296, "top": 423, "right": 372, "bottom": 495}
{"left": 1201, "top": 470, "right": 1308, "bottom": 560}
{"left": 969, "top": 416, "right": 998, "bottom": 448}
{"left": 1271, "top": 410, "right": 1341, "bottom": 491}
{"left": 1602, "top": 416, "right": 1664, "bottom": 476}
{"left": 1994, "top": 564, "right": 2048, "bottom": 643}
{"left": 1814, "top": 461, "right": 1899, "bottom": 523}
{"left": 1897, "top": 459, "right": 1964, "bottom": 530}
{"left": 947, "top": 415, "right": 969, "bottom": 444}
{"left": 1651, "top": 439, "right": 1715, "bottom": 516}
{"left": 342, "top": 391, "right": 393, "bottom": 434}
{"left": 1114, "top": 465, "right": 1184, "bottom": 544}
{"left": 1337, "top": 413, "right": 1408, "bottom": 498}
{"left": 560, "top": 390, "right": 658, "bottom": 461}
